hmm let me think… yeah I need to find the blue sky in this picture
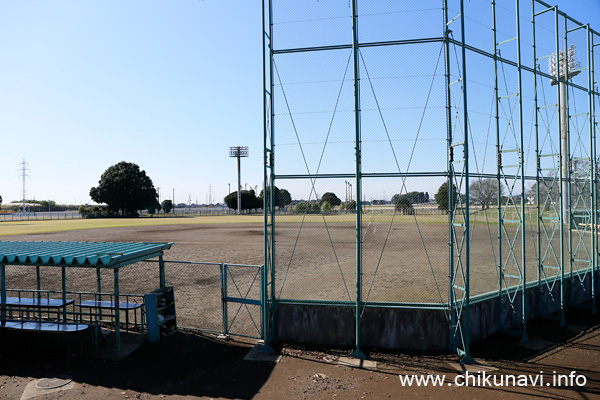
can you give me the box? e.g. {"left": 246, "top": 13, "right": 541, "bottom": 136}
{"left": 0, "top": 0, "right": 598, "bottom": 205}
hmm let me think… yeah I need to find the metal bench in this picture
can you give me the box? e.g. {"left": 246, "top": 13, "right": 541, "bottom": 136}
{"left": 0, "top": 320, "right": 92, "bottom": 357}
{"left": 4, "top": 297, "right": 75, "bottom": 322}
{"left": 5, "top": 297, "right": 74, "bottom": 308}
{"left": 0, "top": 320, "right": 88, "bottom": 332}
{"left": 77, "top": 300, "right": 142, "bottom": 332}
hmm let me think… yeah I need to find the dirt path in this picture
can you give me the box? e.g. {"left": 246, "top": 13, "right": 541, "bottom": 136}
{"left": 1, "top": 313, "right": 599, "bottom": 399}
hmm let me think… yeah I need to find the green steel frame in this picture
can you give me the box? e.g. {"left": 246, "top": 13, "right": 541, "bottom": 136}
{"left": 262, "top": 0, "right": 600, "bottom": 361}
{"left": 493, "top": 0, "right": 529, "bottom": 342}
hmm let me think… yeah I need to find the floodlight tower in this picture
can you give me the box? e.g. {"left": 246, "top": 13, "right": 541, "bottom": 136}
{"left": 18, "top": 159, "right": 29, "bottom": 213}
{"left": 229, "top": 146, "right": 249, "bottom": 215}
{"left": 548, "top": 44, "right": 580, "bottom": 224}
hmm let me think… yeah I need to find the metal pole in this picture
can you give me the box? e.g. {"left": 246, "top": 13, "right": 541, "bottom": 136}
{"left": 36, "top": 266, "right": 41, "bottom": 296}
{"left": 516, "top": 0, "right": 528, "bottom": 342}
{"left": 1, "top": 264, "right": 5, "bottom": 321}
{"left": 159, "top": 253, "right": 166, "bottom": 288}
{"left": 97, "top": 267, "right": 103, "bottom": 322}
{"left": 350, "top": 0, "right": 365, "bottom": 360}
{"left": 262, "top": 0, "right": 269, "bottom": 345}
{"left": 114, "top": 269, "right": 121, "bottom": 356}
{"left": 587, "top": 26, "right": 597, "bottom": 312}
{"left": 61, "top": 267, "right": 67, "bottom": 322}
{"left": 459, "top": 0, "right": 474, "bottom": 364}
{"left": 560, "top": 81, "right": 569, "bottom": 225}
{"left": 237, "top": 156, "right": 242, "bottom": 215}
{"left": 563, "top": 16, "right": 574, "bottom": 306}
{"left": 532, "top": 0, "right": 543, "bottom": 317}
{"left": 267, "top": 0, "right": 277, "bottom": 349}
{"left": 268, "top": 0, "right": 277, "bottom": 352}
{"left": 261, "top": 0, "right": 276, "bottom": 354}
{"left": 492, "top": 0, "right": 503, "bottom": 332}
{"left": 443, "top": 0, "right": 456, "bottom": 354}
{"left": 555, "top": 7, "right": 566, "bottom": 326}
{"left": 222, "top": 264, "right": 229, "bottom": 335}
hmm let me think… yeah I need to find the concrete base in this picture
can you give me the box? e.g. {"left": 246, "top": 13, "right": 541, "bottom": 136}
{"left": 517, "top": 338, "right": 554, "bottom": 352}
{"left": 447, "top": 359, "right": 498, "bottom": 373}
{"left": 274, "top": 274, "right": 596, "bottom": 351}
{"left": 21, "top": 378, "right": 75, "bottom": 400}
{"left": 244, "top": 344, "right": 281, "bottom": 362}
{"left": 337, "top": 357, "right": 378, "bottom": 370}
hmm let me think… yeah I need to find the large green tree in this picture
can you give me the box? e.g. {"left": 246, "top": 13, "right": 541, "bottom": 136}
{"left": 320, "top": 192, "right": 341, "bottom": 207}
{"left": 395, "top": 194, "right": 414, "bottom": 215}
{"left": 161, "top": 199, "right": 173, "bottom": 214}
{"left": 224, "top": 189, "right": 260, "bottom": 211}
{"left": 258, "top": 186, "right": 292, "bottom": 208}
{"left": 89, "top": 161, "right": 158, "bottom": 216}
{"left": 278, "top": 188, "right": 292, "bottom": 207}
{"left": 434, "top": 181, "right": 458, "bottom": 212}
{"left": 392, "top": 191, "right": 429, "bottom": 206}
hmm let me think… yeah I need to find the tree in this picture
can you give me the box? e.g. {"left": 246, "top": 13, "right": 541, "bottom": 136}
{"left": 294, "top": 201, "right": 308, "bottom": 213}
{"left": 278, "top": 189, "right": 292, "bottom": 207}
{"left": 392, "top": 191, "right": 429, "bottom": 206}
{"left": 78, "top": 205, "right": 108, "bottom": 218}
{"left": 469, "top": 178, "right": 504, "bottom": 210}
{"left": 434, "top": 181, "right": 458, "bottom": 212}
{"left": 0, "top": 195, "right": 2, "bottom": 208}
{"left": 39, "top": 200, "right": 57, "bottom": 211}
{"left": 224, "top": 189, "right": 260, "bottom": 212}
{"left": 89, "top": 161, "right": 158, "bottom": 216}
{"left": 321, "top": 201, "right": 332, "bottom": 212}
{"left": 395, "top": 195, "right": 414, "bottom": 215}
{"left": 147, "top": 200, "right": 161, "bottom": 215}
{"left": 161, "top": 199, "right": 173, "bottom": 214}
{"left": 258, "top": 186, "right": 292, "bottom": 208}
{"left": 345, "top": 200, "right": 357, "bottom": 211}
{"left": 406, "top": 191, "right": 429, "bottom": 204}
{"left": 308, "top": 201, "right": 321, "bottom": 213}
{"left": 320, "top": 192, "right": 341, "bottom": 207}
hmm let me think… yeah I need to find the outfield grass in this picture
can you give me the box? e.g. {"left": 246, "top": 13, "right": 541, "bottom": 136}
{"left": 0, "top": 207, "right": 541, "bottom": 237}
{"left": 0, "top": 215, "right": 264, "bottom": 236}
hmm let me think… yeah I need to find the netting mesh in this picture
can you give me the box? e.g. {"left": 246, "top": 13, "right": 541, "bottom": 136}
{"left": 266, "top": 0, "right": 600, "bottom": 313}
{"left": 2, "top": 260, "right": 262, "bottom": 339}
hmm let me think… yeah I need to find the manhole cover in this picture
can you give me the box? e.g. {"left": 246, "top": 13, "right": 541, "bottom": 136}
{"left": 35, "top": 377, "right": 72, "bottom": 390}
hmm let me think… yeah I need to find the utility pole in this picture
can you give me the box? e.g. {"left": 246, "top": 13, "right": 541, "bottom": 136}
{"left": 18, "top": 159, "right": 29, "bottom": 214}
{"left": 345, "top": 180, "right": 348, "bottom": 202}
{"left": 549, "top": 44, "right": 580, "bottom": 225}
{"left": 229, "top": 146, "right": 249, "bottom": 215}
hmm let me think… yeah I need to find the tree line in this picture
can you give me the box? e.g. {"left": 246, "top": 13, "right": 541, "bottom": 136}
{"left": 83, "top": 160, "right": 565, "bottom": 219}
{"left": 223, "top": 186, "right": 292, "bottom": 212}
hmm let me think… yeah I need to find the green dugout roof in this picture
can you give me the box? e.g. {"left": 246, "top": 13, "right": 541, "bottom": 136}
{"left": 0, "top": 241, "right": 173, "bottom": 268}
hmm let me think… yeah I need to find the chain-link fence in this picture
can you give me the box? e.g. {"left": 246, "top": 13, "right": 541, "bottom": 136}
{"left": 0, "top": 207, "right": 241, "bottom": 222}
{"left": 2, "top": 260, "right": 263, "bottom": 340}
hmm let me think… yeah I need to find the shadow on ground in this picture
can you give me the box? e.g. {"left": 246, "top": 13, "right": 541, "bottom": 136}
{"left": 0, "top": 330, "right": 275, "bottom": 399}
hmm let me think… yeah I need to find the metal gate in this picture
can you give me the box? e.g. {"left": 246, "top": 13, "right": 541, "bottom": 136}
{"left": 163, "top": 261, "right": 263, "bottom": 340}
